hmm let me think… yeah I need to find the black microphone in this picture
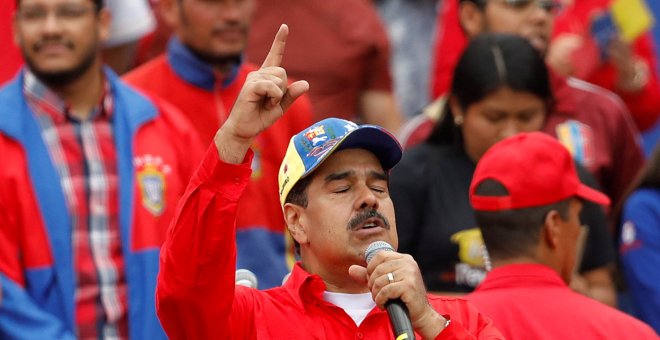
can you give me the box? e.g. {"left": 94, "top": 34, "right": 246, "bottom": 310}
{"left": 235, "top": 269, "right": 258, "bottom": 289}
{"left": 365, "top": 241, "right": 416, "bottom": 340}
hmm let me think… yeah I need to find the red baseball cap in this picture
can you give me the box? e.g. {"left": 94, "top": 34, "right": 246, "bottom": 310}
{"left": 470, "top": 132, "right": 610, "bottom": 211}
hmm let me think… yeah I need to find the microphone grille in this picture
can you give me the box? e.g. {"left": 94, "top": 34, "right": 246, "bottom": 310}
{"left": 235, "top": 269, "right": 258, "bottom": 289}
{"left": 365, "top": 241, "right": 394, "bottom": 263}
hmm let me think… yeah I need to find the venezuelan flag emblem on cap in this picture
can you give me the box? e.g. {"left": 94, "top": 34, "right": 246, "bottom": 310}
{"left": 278, "top": 118, "right": 402, "bottom": 206}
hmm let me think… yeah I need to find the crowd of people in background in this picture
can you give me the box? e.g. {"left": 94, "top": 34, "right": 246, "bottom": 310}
{"left": 1, "top": 0, "right": 659, "bottom": 338}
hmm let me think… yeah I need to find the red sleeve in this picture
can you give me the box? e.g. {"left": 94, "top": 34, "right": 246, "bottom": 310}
{"left": 156, "top": 144, "right": 254, "bottom": 339}
{"left": 430, "top": 297, "right": 505, "bottom": 339}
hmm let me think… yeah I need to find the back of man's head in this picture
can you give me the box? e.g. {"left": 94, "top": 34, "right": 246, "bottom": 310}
{"left": 469, "top": 133, "right": 609, "bottom": 262}
{"left": 473, "top": 178, "right": 571, "bottom": 261}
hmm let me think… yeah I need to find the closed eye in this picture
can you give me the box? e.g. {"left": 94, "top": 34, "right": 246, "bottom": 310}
{"left": 333, "top": 187, "right": 350, "bottom": 194}
{"left": 486, "top": 114, "right": 504, "bottom": 123}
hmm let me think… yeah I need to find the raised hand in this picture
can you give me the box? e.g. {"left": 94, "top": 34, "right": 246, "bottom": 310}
{"left": 214, "top": 24, "right": 309, "bottom": 164}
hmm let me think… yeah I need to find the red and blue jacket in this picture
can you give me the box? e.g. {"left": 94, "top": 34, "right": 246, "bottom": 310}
{"left": 0, "top": 69, "right": 202, "bottom": 339}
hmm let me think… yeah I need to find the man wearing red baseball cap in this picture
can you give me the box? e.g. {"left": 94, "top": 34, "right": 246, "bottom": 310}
{"left": 465, "top": 132, "right": 657, "bottom": 339}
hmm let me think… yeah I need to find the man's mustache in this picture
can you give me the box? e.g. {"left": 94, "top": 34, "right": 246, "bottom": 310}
{"left": 33, "top": 38, "right": 74, "bottom": 52}
{"left": 211, "top": 23, "right": 248, "bottom": 36}
{"left": 348, "top": 209, "right": 391, "bottom": 230}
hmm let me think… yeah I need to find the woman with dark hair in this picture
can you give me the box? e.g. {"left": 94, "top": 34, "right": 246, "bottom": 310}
{"left": 390, "top": 33, "right": 616, "bottom": 305}
{"left": 619, "top": 144, "right": 660, "bottom": 333}
{"left": 426, "top": 33, "right": 552, "bottom": 153}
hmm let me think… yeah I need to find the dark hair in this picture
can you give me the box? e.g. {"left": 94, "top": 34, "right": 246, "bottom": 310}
{"left": 473, "top": 179, "right": 571, "bottom": 261}
{"left": 284, "top": 174, "right": 316, "bottom": 257}
{"left": 285, "top": 175, "right": 314, "bottom": 208}
{"left": 17, "top": 0, "right": 104, "bottom": 11}
{"left": 428, "top": 33, "right": 553, "bottom": 145}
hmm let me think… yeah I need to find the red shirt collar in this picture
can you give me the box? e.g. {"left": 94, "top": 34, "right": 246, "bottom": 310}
{"left": 476, "top": 263, "right": 567, "bottom": 292}
{"left": 283, "top": 263, "right": 329, "bottom": 307}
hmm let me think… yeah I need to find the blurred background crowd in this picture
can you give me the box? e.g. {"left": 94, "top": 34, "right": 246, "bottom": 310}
{"left": 1, "top": 0, "right": 659, "bottom": 337}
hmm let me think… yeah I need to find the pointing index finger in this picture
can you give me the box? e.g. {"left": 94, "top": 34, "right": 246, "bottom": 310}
{"left": 261, "top": 24, "right": 289, "bottom": 69}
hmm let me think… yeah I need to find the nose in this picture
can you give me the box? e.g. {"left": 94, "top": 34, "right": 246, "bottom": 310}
{"left": 42, "top": 11, "right": 63, "bottom": 34}
{"left": 355, "top": 184, "right": 379, "bottom": 211}
{"left": 214, "top": 1, "right": 242, "bottom": 23}
{"left": 529, "top": 3, "right": 553, "bottom": 25}
{"left": 500, "top": 119, "right": 523, "bottom": 140}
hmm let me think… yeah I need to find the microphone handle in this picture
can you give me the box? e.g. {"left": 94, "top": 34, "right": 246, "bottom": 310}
{"left": 385, "top": 298, "right": 415, "bottom": 340}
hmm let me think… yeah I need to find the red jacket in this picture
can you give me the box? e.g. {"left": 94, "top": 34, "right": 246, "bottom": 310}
{"left": 156, "top": 146, "right": 504, "bottom": 339}
{"left": 0, "top": 70, "right": 202, "bottom": 338}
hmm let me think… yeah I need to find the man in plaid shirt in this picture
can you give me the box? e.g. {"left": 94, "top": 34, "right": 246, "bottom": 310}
{"left": 0, "top": 0, "right": 202, "bottom": 338}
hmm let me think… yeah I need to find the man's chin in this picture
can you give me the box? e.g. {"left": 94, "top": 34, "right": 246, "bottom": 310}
{"left": 185, "top": 44, "right": 242, "bottom": 68}
{"left": 31, "top": 69, "right": 83, "bottom": 87}
{"left": 28, "top": 62, "right": 94, "bottom": 88}
{"left": 24, "top": 46, "right": 97, "bottom": 88}
{"left": 208, "top": 52, "right": 242, "bottom": 66}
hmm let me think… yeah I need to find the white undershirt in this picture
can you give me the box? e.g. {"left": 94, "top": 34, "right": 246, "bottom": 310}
{"left": 323, "top": 291, "right": 376, "bottom": 326}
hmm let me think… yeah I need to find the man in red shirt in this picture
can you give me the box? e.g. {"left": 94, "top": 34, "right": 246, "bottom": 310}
{"left": 465, "top": 132, "right": 657, "bottom": 339}
{"left": 156, "top": 25, "right": 503, "bottom": 339}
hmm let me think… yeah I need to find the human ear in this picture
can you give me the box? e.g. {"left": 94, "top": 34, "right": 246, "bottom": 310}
{"left": 98, "top": 8, "right": 112, "bottom": 44}
{"left": 448, "top": 96, "right": 465, "bottom": 125}
{"left": 459, "top": 2, "right": 486, "bottom": 38}
{"left": 159, "top": 0, "right": 180, "bottom": 29}
{"left": 283, "top": 203, "right": 308, "bottom": 246}
{"left": 542, "top": 210, "right": 561, "bottom": 249}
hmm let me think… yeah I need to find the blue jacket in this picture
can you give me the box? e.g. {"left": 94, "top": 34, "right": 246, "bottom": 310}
{"left": 0, "top": 69, "right": 202, "bottom": 339}
{"left": 620, "top": 188, "right": 660, "bottom": 334}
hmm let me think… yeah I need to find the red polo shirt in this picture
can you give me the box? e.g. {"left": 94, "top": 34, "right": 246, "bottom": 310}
{"left": 156, "top": 145, "right": 505, "bottom": 339}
